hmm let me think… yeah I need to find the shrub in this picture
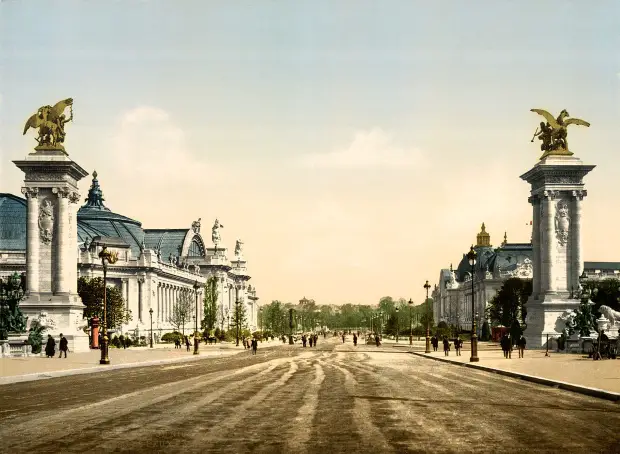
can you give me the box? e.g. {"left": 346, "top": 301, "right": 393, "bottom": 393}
{"left": 481, "top": 321, "right": 491, "bottom": 341}
{"left": 161, "top": 331, "right": 183, "bottom": 343}
{"left": 28, "top": 319, "right": 46, "bottom": 354}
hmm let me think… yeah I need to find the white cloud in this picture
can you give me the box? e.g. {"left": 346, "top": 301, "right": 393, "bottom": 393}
{"left": 300, "top": 127, "right": 424, "bottom": 169}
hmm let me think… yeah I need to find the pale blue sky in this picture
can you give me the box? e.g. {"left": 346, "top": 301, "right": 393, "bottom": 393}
{"left": 1, "top": 1, "right": 619, "bottom": 305}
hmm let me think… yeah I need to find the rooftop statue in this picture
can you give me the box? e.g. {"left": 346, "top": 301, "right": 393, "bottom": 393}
{"left": 23, "top": 98, "right": 74, "bottom": 153}
{"left": 234, "top": 239, "right": 244, "bottom": 257}
{"left": 212, "top": 219, "right": 224, "bottom": 246}
{"left": 530, "top": 109, "right": 590, "bottom": 160}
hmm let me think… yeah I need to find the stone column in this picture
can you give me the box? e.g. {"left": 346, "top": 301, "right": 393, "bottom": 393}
{"left": 543, "top": 191, "right": 556, "bottom": 294}
{"left": 138, "top": 277, "right": 144, "bottom": 322}
{"left": 122, "top": 279, "right": 129, "bottom": 310}
{"left": 572, "top": 190, "right": 584, "bottom": 290}
{"left": 157, "top": 283, "right": 161, "bottom": 322}
{"left": 67, "top": 191, "right": 80, "bottom": 294}
{"left": 530, "top": 196, "right": 541, "bottom": 298}
{"left": 21, "top": 187, "right": 40, "bottom": 294}
{"left": 52, "top": 187, "right": 70, "bottom": 294}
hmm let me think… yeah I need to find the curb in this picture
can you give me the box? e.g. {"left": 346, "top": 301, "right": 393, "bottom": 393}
{"left": 0, "top": 350, "right": 242, "bottom": 386}
{"left": 410, "top": 352, "right": 620, "bottom": 403}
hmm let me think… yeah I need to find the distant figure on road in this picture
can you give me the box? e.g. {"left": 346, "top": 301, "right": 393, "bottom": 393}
{"left": 185, "top": 336, "right": 190, "bottom": 352}
{"left": 374, "top": 334, "right": 381, "bottom": 347}
{"left": 302, "top": 335, "right": 307, "bottom": 348}
{"left": 45, "top": 334, "right": 56, "bottom": 358}
{"left": 501, "top": 334, "right": 512, "bottom": 359}
{"left": 342, "top": 334, "right": 345, "bottom": 343}
{"left": 353, "top": 333, "right": 358, "bottom": 347}
{"left": 58, "top": 334, "right": 68, "bottom": 358}
{"left": 518, "top": 335, "right": 526, "bottom": 358}
{"left": 309, "top": 335, "right": 313, "bottom": 347}
{"left": 455, "top": 336, "right": 463, "bottom": 356}
{"left": 443, "top": 336, "right": 450, "bottom": 356}
{"left": 313, "top": 334, "right": 318, "bottom": 347}
{"left": 251, "top": 338, "right": 258, "bottom": 355}
{"left": 432, "top": 335, "right": 438, "bottom": 352}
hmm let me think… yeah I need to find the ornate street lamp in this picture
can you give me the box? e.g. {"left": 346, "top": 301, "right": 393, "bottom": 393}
{"left": 149, "top": 307, "right": 153, "bottom": 348}
{"left": 408, "top": 298, "right": 414, "bottom": 345}
{"left": 424, "top": 280, "right": 431, "bottom": 353}
{"left": 467, "top": 245, "right": 479, "bottom": 362}
{"left": 98, "top": 245, "right": 118, "bottom": 365}
{"left": 259, "top": 306, "right": 263, "bottom": 340}
{"left": 193, "top": 280, "right": 199, "bottom": 355}
{"left": 395, "top": 307, "right": 400, "bottom": 343}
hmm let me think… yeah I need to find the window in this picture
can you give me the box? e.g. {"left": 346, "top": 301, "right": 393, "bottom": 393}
{"left": 188, "top": 237, "right": 204, "bottom": 257}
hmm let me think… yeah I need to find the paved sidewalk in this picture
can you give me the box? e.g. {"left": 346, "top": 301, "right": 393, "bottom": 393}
{"left": 414, "top": 347, "right": 620, "bottom": 400}
{"left": 0, "top": 340, "right": 285, "bottom": 385}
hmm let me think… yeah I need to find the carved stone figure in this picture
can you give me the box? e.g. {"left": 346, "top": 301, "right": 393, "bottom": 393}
{"left": 530, "top": 108, "right": 590, "bottom": 159}
{"left": 38, "top": 199, "right": 54, "bottom": 244}
{"left": 36, "top": 311, "right": 57, "bottom": 331}
{"left": 212, "top": 219, "right": 224, "bottom": 246}
{"left": 23, "top": 98, "right": 74, "bottom": 152}
{"left": 191, "top": 218, "right": 201, "bottom": 234}
{"left": 509, "top": 258, "right": 534, "bottom": 279}
{"left": 599, "top": 305, "right": 620, "bottom": 326}
{"left": 446, "top": 270, "right": 459, "bottom": 290}
{"left": 193, "top": 264, "right": 200, "bottom": 274}
{"left": 555, "top": 200, "right": 570, "bottom": 246}
{"left": 168, "top": 253, "right": 173, "bottom": 264}
{"left": 234, "top": 239, "right": 244, "bottom": 257}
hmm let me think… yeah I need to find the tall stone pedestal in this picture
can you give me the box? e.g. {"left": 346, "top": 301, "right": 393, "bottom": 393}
{"left": 13, "top": 150, "right": 90, "bottom": 352}
{"left": 521, "top": 155, "right": 595, "bottom": 348}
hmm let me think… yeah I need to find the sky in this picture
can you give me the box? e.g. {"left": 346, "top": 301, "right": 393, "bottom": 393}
{"left": 1, "top": 1, "right": 619, "bottom": 306}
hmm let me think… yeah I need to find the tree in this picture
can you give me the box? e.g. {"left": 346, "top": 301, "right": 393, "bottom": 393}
{"left": 78, "top": 277, "right": 131, "bottom": 330}
{"left": 486, "top": 278, "right": 532, "bottom": 337}
{"left": 202, "top": 276, "right": 219, "bottom": 335}
{"left": 481, "top": 321, "right": 491, "bottom": 341}
{"left": 232, "top": 299, "right": 247, "bottom": 346}
{"left": 168, "top": 291, "right": 193, "bottom": 336}
{"left": 582, "top": 278, "right": 620, "bottom": 313}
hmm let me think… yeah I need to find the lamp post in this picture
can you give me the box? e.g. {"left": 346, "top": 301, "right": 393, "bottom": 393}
{"left": 467, "top": 245, "right": 479, "bottom": 362}
{"left": 424, "top": 280, "right": 431, "bottom": 353}
{"left": 259, "top": 307, "right": 263, "bottom": 341}
{"left": 408, "top": 299, "right": 413, "bottom": 345}
{"left": 98, "top": 245, "right": 118, "bottom": 365}
{"left": 193, "top": 280, "right": 199, "bottom": 355}
{"left": 149, "top": 308, "right": 153, "bottom": 348}
{"left": 395, "top": 307, "right": 400, "bottom": 343}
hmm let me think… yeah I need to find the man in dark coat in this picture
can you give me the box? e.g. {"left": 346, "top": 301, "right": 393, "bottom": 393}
{"left": 58, "top": 334, "right": 68, "bottom": 358}
{"left": 353, "top": 333, "right": 358, "bottom": 346}
{"left": 443, "top": 336, "right": 450, "bottom": 356}
{"left": 517, "top": 335, "right": 526, "bottom": 358}
{"left": 251, "top": 338, "right": 258, "bottom": 355}
{"left": 45, "top": 334, "right": 56, "bottom": 358}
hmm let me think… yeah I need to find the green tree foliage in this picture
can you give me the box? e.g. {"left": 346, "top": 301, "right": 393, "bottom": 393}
{"left": 481, "top": 321, "right": 491, "bottom": 341}
{"left": 28, "top": 319, "right": 47, "bottom": 354}
{"left": 78, "top": 277, "right": 131, "bottom": 330}
{"left": 486, "top": 278, "right": 532, "bottom": 331}
{"left": 202, "top": 276, "right": 219, "bottom": 333}
{"left": 581, "top": 278, "right": 620, "bottom": 313}
{"left": 232, "top": 299, "right": 247, "bottom": 345}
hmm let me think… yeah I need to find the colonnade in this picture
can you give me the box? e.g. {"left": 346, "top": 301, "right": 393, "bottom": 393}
{"left": 156, "top": 282, "right": 203, "bottom": 326}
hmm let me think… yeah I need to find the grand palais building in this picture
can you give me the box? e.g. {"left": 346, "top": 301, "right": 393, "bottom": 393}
{"left": 0, "top": 171, "right": 260, "bottom": 339}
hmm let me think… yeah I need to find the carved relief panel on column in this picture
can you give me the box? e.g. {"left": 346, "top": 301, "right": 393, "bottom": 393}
{"left": 38, "top": 197, "right": 55, "bottom": 244}
{"left": 554, "top": 199, "right": 570, "bottom": 247}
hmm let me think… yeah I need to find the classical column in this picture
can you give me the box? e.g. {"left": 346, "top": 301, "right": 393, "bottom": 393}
{"left": 122, "top": 279, "right": 129, "bottom": 310}
{"left": 530, "top": 196, "right": 541, "bottom": 299}
{"left": 572, "top": 190, "right": 584, "bottom": 289}
{"left": 543, "top": 191, "right": 556, "bottom": 294}
{"left": 138, "top": 278, "right": 144, "bottom": 322}
{"left": 22, "top": 187, "right": 40, "bottom": 294}
{"left": 52, "top": 187, "right": 70, "bottom": 294}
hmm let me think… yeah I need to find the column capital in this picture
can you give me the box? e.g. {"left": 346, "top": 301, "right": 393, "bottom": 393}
{"left": 528, "top": 195, "right": 540, "bottom": 205}
{"left": 21, "top": 187, "right": 39, "bottom": 198}
{"left": 571, "top": 189, "right": 587, "bottom": 200}
{"left": 542, "top": 190, "right": 559, "bottom": 200}
{"left": 52, "top": 187, "right": 71, "bottom": 198}
{"left": 68, "top": 191, "right": 81, "bottom": 204}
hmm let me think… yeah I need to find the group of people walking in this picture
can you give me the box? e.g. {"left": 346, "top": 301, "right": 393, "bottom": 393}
{"left": 242, "top": 337, "right": 258, "bottom": 354}
{"left": 44, "top": 334, "right": 68, "bottom": 358}
{"left": 501, "top": 333, "right": 527, "bottom": 358}
{"left": 302, "top": 333, "right": 318, "bottom": 347}
{"left": 174, "top": 336, "right": 191, "bottom": 351}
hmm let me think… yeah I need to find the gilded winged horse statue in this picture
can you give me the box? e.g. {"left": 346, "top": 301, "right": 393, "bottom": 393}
{"left": 530, "top": 108, "right": 590, "bottom": 159}
{"left": 23, "top": 98, "right": 74, "bottom": 153}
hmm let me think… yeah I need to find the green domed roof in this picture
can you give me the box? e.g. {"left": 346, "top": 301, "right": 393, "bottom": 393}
{"left": 0, "top": 194, "right": 27, "bottom": 251}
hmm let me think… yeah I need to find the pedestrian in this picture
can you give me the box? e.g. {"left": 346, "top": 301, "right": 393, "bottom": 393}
{"left": 432, "top": 335, "right": 438, "bottom": 352}
{"left": 185, "top": 336, "right": 191, "bottom": 352}
{"left": 518, "top": 335, "right": 526, "bottom": 358}
{"left": 314, "top": 334, "right": 318, "bottom": 347}
{"left": 501, "top": 334, "right": 509, "bottom": 358}
{"left": 45, "top": 334, "right": 56, "bottom": 358}
{"left": 302, "top": 335, "right": 307, "bottom": 348}
{"left": 455, "top": 336, "right": 462, "bottom": 356}
{"left": 353, "top": 333, "right": 358, "bottom": 347}
{"left": 443, "top": 336, "right": 450, "bottom": 356}
{"left": 342, "top": 334, "right": 345, "bottom": 343}
{"left": 309, "top": 335, "right": 314, "bottom": 347}
{"left": 252, "top": 338, "right": 258, "bottom": 355}
{"left": 507, "top": 334, "right": 513, "bottom": 359}
{"left": 58, "top": 333, "right": 68, "bottom": 358}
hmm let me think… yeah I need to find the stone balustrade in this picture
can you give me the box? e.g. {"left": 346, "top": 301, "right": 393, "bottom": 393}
{"left": 0, "top": 339, "right": 33, "bottom": 358}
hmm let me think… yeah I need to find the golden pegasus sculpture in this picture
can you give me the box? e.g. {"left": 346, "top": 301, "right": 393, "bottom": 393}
{"left": 23, "top": 98, "right": 74, "bottom": 153}
{"left": 530, "top": 108, "right": 590, "bottom": 160}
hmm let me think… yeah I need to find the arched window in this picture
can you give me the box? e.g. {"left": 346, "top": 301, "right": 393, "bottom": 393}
{"left": 188, "top": 237, "right": 204, "bottom": 257}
